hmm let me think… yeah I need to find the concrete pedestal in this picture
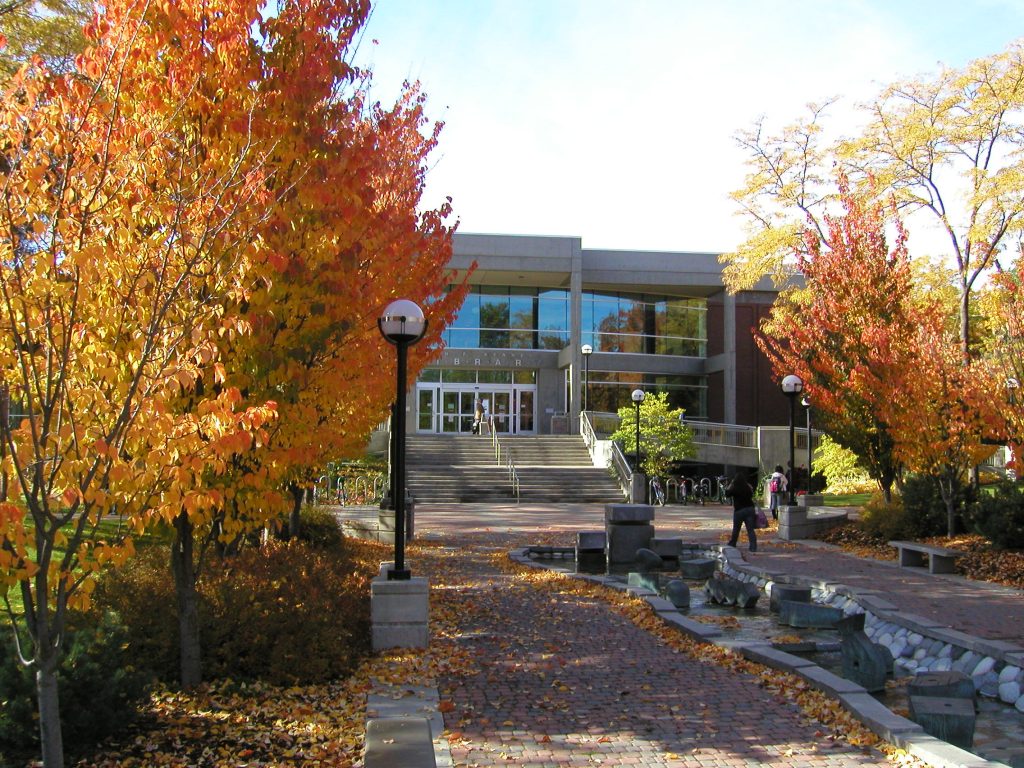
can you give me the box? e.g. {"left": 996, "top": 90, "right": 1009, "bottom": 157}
{"left": 605, "top": 504, "right": 655, "bottom": 567}
{"left": 371, "top": 569, "right": 429, "bottom": 651}
{"left": 629, "top": 472, "right": 646, "bottom": 503}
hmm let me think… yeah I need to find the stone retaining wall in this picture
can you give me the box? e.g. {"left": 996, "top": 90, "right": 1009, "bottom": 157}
{"left": 720, "top": 552, "right": 1024, "bottom": 714}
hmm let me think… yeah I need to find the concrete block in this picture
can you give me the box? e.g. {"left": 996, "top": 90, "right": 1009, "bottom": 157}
{"left": 371, "top": 576, "right": 429, "bottom": 651}
{"left": 739, "top": 644, "right": 819, "bottom": 671}
{"left": 576, "top": 531, "right": 605, "bottom": 551}
{"left": 658, "top": 612, "right": 721, "bottom": 640}
{"left": 838, "top": 692, "right": 924, "bottom": 742}
{"left": 678, "top": 557, "right": 717, "bottom": 580}
{"left": 650, "top": 537, "right": 683, "bottom": 558}
{"left": 793, "top": 664, "right": 867, "bottom": 697}
{"left": 372, "top": 622, "right": 429, "bottom": 651}
{"left": 908, "top": 696, "right": 976, "bottom": 750}
{"left": 605, "top": 503, "right": 655, "bottom": 523}
{"left": 769, "top": 584, "right": 811, "bottom": 613}
{"left": 365, "top": 717, "right": 436, "bottom": 768}
{"left": 606, "top": 523, "right": 654, "bottom": 565}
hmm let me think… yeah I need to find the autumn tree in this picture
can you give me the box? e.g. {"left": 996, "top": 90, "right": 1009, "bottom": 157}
{"left": 724, "top": 40, "right": 1024, "bottom": 363}
{"left": 756, "top": 176, "right": 919, "bottom": 501}
{"left": 116, "top": 0, "right": 465, "bottom": 689}
{"left": 611, "top": 392, "right": 695, "bottom": 479}
{"left": 883, "top": 317, "right": 1002, "bottom": 535}
{"left": 0, "top": 2, "right": 282, "bottom": 764}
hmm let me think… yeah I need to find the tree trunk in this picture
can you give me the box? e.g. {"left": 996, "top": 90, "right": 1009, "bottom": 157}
{"left": 288, "top": 482, "right": 303, "bottom": 540}
{"left": 939, "top": 475, "right": 958, "bottom": 537}
{"left": 36, "top": 633, "right": 64, "bottom": 768}
{"left": 172, "top": 511, "right": 202, "bottom": 689}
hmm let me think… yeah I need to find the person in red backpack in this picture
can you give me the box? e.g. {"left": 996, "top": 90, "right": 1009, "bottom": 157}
{"left": 768, "top": 464, "right": 787, "bottom": 519}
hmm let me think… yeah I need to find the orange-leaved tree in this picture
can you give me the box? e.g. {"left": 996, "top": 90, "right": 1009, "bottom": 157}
{"left": 882, "top": 314, "right": 1003, "bottom": 536}
{"left": 124, "top": 0, "right": 468, "bottom": 688}
{"left": 213, "top": 0, "right": 466, "bottom": 543}
{"left": 756, "top": 175, "right": 921, "bottom": 501}
{"left": 0, "top": 0, "right": 281, "bottom": 764}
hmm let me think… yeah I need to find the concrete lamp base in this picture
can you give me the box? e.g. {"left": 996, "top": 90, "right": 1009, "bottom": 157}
{"left": 371, "top": 563, "right": 429, "bottom": 651}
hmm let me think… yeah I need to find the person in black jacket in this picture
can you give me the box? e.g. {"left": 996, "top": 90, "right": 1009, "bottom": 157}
{"left": 725, "top": 472, "right": 757, "bottom": 552}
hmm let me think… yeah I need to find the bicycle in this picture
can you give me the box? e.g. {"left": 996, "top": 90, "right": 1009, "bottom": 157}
{"left": 714, "top": 475, "right": 729, "bottom": 504}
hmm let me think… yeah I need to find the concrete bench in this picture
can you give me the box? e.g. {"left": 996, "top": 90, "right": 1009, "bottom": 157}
{"left": 364, "top": 717, "right": 436, "bottom": 768}
{"left": 889, "top": 540, "right": 965, "bottom": 575}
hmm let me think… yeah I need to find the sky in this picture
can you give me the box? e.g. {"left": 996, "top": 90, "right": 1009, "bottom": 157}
{"left": 353, "top": 1, "right": 1024, "bottom": 254}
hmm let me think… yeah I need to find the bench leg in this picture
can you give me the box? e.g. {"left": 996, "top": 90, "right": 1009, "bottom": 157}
{"left": 929, "top": 555, "right": 956, "bottom": 575}
{"left": 898, "top": 548, "right": 927, "bottom": 568}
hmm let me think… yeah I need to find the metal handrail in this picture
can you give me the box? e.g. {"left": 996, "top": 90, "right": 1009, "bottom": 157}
{"left": 490, "top": 417, "right": 520, "bottom": 502}
{"left": 610, "top": 441, "right": 632, "bottom": 499}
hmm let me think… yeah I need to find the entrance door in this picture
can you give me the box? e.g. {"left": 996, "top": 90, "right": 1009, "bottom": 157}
{"left": 517, "top": 390, "right": 534, "bottom": 433}
{"left": 490, "top": 391, "right": 511, "bottom": 433}
{"left": 417, "top": 387, "right": 437, "bottom": 432}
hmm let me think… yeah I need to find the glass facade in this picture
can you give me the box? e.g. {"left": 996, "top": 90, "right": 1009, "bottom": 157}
{"left": 442, "top": 287, "right": 570, "bottom": 350}
{"left": 443, "top": 286, "right": 706, "bottom": 357}
{"left": 581, "top": 370, "right": 707, "bottom": 419}
{"left": 581, "top": 292, "right": 705, "bottom": 357}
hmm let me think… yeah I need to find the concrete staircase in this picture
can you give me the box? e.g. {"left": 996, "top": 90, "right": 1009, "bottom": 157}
{"left": 406, "top": 434, "right": 625, "bottom": 503}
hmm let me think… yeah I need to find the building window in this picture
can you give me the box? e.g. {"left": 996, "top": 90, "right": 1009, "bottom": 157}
{"left": 444, "top": 286, "right": 569, "bottom": 350}
{"left": 581, "top": 291, "right": 706, "bottom": 358}
{"left": 586, "top": 371, "right": 707, "bottom": 419}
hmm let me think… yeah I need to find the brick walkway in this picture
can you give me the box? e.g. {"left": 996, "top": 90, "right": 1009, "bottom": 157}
{"left": 418, "top": 531, "right": 893, "bottom": 768}
{"left": 357, "top": 501, "right": 1024, "bottom": 767}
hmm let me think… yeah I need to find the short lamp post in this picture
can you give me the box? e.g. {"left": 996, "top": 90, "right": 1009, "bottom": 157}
{"left": 581, "top": 343, "right": 593, "bottom": 413}
{"left": 802, "top": 395, "right": 812, "bottom": 493}
{"left": 631, "top": 388, "right": 645, "bottom": 471}
{"left": 781, "top": 374, "right": 804, "bottom": 506}
{"left": 378, "top": 299, "right": 428, "bottom": 581}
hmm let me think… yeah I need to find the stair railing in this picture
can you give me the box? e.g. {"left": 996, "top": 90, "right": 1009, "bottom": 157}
{"left": 489, "top": 416, "right": 521, "bottom": 503}
{"left": 610, "top": 441, "right": 632, "bottom": 500}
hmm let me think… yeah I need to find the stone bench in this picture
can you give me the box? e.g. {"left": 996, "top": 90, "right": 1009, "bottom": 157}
{"left": 888, "top": 540, "right": 965, "bottom": 575}
{"left": 364, "top": 717, "right": 436, "bottom": 768}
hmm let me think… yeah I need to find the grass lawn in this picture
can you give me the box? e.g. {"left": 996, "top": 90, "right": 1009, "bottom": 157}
{"left": 823, "top": 492, "right": 871, "bottom": 507}
{"left": 4, "top": 514, "right": 170, "bottom": 614}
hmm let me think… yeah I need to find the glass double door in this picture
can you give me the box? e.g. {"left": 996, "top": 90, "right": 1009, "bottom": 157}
{"left": 417, "top": 385, "right": 535, "bottom": 434}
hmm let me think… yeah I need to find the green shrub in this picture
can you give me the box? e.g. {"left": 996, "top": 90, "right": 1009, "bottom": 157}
{"left": 91, "top": 537, "right": 374, "bottom": 686}
{"left": 901, "top": 474, "right": 961, "bottom": 537}
{"left": 857, "top": 493, "right": 909, "bottom": 541}
{"left": 0, "top": 611, "right": 150, "bottom": 762}
{"left": 293, "top": 505, "right": 345, "bottom": 550}
{"left": 89, "top": 545, "right": 181, "bottom": 682}
{"left": 202, "top": 540, "right": 371, "bottom": 685}
{"left": 966, "top": 480, "right": 1024, "bottom": 549}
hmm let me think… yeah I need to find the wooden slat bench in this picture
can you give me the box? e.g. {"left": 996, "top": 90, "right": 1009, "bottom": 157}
{"left": 889, "top": 540, "right": 965, "bottom": 575}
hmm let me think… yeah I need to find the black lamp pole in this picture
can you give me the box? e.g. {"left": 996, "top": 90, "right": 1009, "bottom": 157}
{"left": 782, "top": 374, "right": 803, "bottom": 506}
{"left": 631, "top": 388, "right": 645, "bottom": 472}
{"left": 803, "top": 396, "right": 812, "bottom": 493}
{"left": 378, "top": 300, "right": 427, "bottom": 581}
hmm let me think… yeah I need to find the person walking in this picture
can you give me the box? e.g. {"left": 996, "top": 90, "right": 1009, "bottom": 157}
{"left": 768, "top": 464, "right": 787, "bottom": 520}
{"left": 725, "top": 472, "right": 757, "bottom": 553}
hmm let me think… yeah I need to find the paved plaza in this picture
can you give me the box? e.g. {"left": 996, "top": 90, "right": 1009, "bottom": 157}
{"left": 354, "top": 502, "right": 1024, "bottom": 767}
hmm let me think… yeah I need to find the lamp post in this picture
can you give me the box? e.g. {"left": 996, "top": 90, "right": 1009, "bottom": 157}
{"left": 802, "top": 395, "right": 812, "bottom": 493}
{"left": 581, "top": 343, "right": 593, "bottom": 413}
{"left": 781, "top": 374, "right": 804, "bottom": 506}
{"left": 378, "top": 299, "right": 428, "bottom": 581}
{"left": 631, "top": 388, "right": 645, "bottom": 472}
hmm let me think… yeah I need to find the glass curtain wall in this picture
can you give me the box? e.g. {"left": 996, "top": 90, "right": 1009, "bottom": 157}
{"left": 584, "top": 371, "right": 708, "bottom": 419}
{"left": 443, "top": 286, "right": 706, "bottom": 357}
{"left": 581, "top": 292, "right": 706, "bottom": 357}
